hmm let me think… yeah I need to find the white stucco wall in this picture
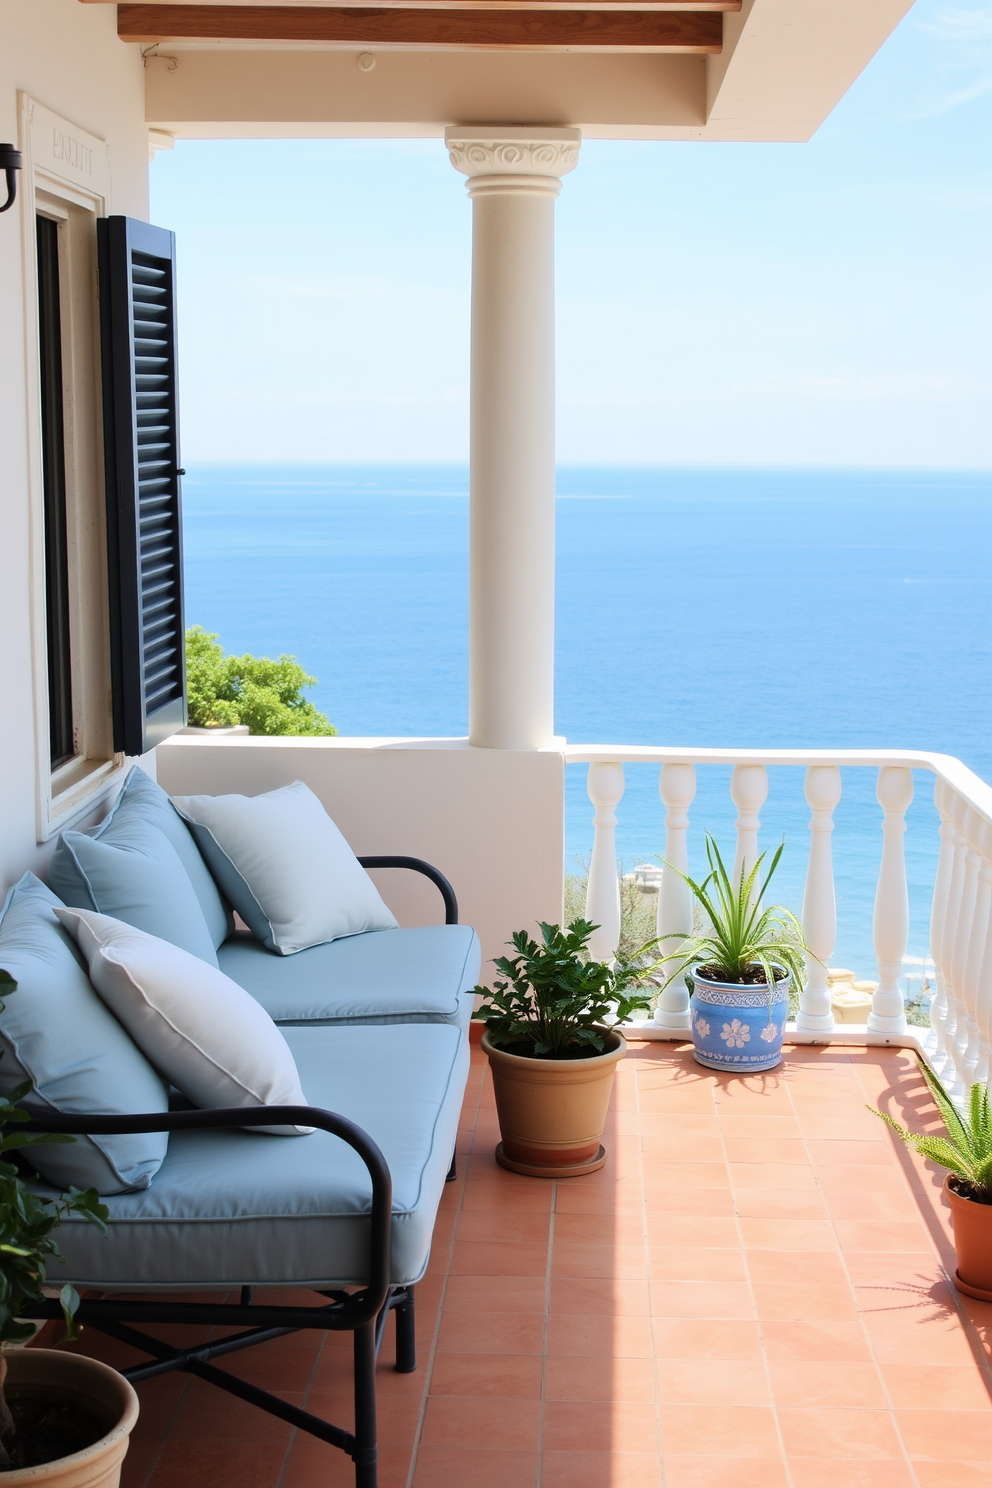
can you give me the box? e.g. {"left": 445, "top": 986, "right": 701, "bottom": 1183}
{"left": 0, "top": 1, "right": 148, "bottom": 889}
{"left": 157, "top": 737, "right": 566, "bottom": 977}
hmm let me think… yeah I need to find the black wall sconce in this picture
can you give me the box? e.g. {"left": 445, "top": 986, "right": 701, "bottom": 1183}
{"left": 0, "top": 145, "right": 23, "bottom": 213}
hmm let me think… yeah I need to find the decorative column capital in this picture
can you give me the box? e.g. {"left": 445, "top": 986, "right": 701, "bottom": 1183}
{"left": 444, "top": 126, "right": 581, "bottom": 196}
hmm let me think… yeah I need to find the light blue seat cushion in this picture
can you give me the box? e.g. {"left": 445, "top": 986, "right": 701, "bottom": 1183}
{"left": 51, "top": 1023, "right": 469, "bottom": 1289}
{"left": 0, "top": 875, "right": 169, "bottom": 1194}
{"left": 216, "top": 924, "right": 480, "bottom": 1031}
{"left": 48, "top": 767, "right": 230, "bottom": 957}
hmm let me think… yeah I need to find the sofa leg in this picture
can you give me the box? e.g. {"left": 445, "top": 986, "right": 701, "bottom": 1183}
{"left": 352, "top": 1321, "right": 378, "bottom": 1488}
{"left": 395, "top": 1287, "right": 416, "bottom": 1374}
{"left": 446, "top": 1151, "right": 457, "bottom": 1182}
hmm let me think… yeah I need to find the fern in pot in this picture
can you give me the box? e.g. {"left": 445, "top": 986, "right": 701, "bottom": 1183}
{"left": 472, "top": 920, "right": 654, "bottom": 1177}
{"left": 0, "top": 970, "right": 137, "bottom": 1485}
{"left": 657, "top": 837, "right": 808, "bottom": 1072}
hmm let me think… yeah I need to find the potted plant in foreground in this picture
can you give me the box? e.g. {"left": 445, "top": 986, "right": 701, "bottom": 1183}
{"left": 657, "top": 836, "right": 808, "bottom": 1073}
{"left": 0, "top": 970, "right": 138, "bottom": 1484}
{"left": 472, "top": 920, "right": 654, "bottom": 1177}
{"left": 869, "top": 1065, "right": 992, "bottom": 1300}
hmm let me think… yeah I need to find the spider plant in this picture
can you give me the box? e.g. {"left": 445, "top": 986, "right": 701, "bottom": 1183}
{"left": 869, "top": 1064, "right": 992, "bottom": 1204}
{"left": 657, "top": 834, "right": 809, "bottom": 999}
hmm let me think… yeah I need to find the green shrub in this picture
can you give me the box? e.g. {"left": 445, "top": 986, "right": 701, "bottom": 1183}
{"left": 185, "top": 627, "right": 337, "bottom": 737}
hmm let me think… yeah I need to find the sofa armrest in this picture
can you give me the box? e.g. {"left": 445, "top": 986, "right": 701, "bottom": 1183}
{"left": 23, "top": 1105, "right": 392, "bottom": 1327}
{"left": 357, "top": 856, "right": 458, "bottom": 926}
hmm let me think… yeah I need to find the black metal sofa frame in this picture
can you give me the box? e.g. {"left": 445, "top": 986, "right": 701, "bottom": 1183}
{"left": 23, "top": 855, "right": 462, "bottom": 1488}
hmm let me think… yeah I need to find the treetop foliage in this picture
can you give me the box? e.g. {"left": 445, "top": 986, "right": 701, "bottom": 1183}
{"left": 185, "top": 627, "right": 337, "bottom": 737}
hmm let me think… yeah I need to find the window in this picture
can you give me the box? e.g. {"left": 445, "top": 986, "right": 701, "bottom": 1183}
{"left": 35, "top": 213, "right": 75, "bottom": 769}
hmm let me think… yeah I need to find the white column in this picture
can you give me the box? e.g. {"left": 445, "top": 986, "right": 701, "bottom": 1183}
{"left": 731, "top": 765, "right": 768, "bottom": 889}
{"left": 962, "top": 809, "right": 992, "bottom": 1085}
{"left": 939, "top": 792, "right": 969, "bottom": 1087}
{"left": 973, "top": 818, "right": 992, "bottom": 1086}
{"left": 797, "top": 765, "right": 842, "bottom": 1033}
{"left": 654, "top": 763, "right": 697, "bottom": 1030}
{"left": 951, "top": 807, "right": 982, "bottom": 1093}
{"left": 446, "top": 127, "right": 581, "bottom": 750}
{"left": 585, "top": 761, "right": 624, "bottom": 963}
{"left": 868, "top": 766, "right": 913, "bottom": 1034}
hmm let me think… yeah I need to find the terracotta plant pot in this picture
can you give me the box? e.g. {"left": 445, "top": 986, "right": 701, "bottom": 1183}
{"left": 481, "top": 1027, "right": 626, "bottom": 1177}
{"left": 1, "top": 1349, "right": 139, "bottom": 1486}
{"left": 946, "top": 1175, "right": 992, "bottom": 1300}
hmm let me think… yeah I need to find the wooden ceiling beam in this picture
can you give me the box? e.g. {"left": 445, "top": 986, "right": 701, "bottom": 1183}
{"left": 117, "top": 4, "right": 723, "bottom": 47}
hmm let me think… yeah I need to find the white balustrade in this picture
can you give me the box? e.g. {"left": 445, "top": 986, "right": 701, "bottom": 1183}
{"left": 585, "top": 761, "right": 624, "bottom": 963}
{"left": 797, "top": 765, "right": 842, "bottom": 1032}
{"left": 653, "top": 763, "right": 697, "bottom": 1031}
{"left": 567, "top": 745, "right": 992, "bottom": 1080}
{"left": 963, "top": 815, "right": 992, "bottom": 1083}
{"left": 926, "top": 779, "right": 956, "bottom": 1075}
{"left": 868, "top": 766, "right": 913, "bottom": 1034}
{"left": 730, "top": 764, "right": 768, "bottom": 888}
{"left": 974, "top": 819, "right": 992, "bottom": 1085}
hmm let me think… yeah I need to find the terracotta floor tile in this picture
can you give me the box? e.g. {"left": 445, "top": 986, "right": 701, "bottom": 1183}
{"left": 663, "top": 1456, "right": 790, "bottom": 1488}
{"left": 551, "top": 1239, "right": 650, "bottom": 1280}
{"left": 786, "top": 1462, "right": 917, "bottom": 1488}
{"left": 807, "top": 1138, "right": 896, "bottom": 1166}
{"left": 449, "top": 1239, "right": 550, "bottom": 1276}
{"left": 459, "top": 1178, "right": 554, "bottom": 1212}
{"left": 545, "top": 1311, "right": 654, "bottom": 1358}
{"left": 717, "top": 1114, "right": 802, "bottom": 1140}
{"left": 777, "top": 1406, "right": 904, "bottom": 1459}
{"left": 641, "top": 1133, "right": 726, "bottom": 1163}
{"left": 146, "top": 1438, "right": 291, "bottom": 1488}
{"left": 649, "top": 1279, "right": 756, "bottom": 1320}
{"left": 722, "top": 1136, "right": 811, "bottom": 1165}
{"left": 637, "top": 1161, "right": 731, "bottom": 1189}
{"left": 427, "top": 1352, "right": 544, "bottom": 1397}
{"left": 648, "top": 1245, "right": 747, "bottom": 1283}
{"left": 657, "top": 1357, "right": 771, "bottom": 1406}
{"left": 544, "top": 1354, "right": 657, "bottom": 1403}
{"left": 646, "top": 1213, "right": 741, "bottom": 1247}
{"left": 436, "top": 1309, "right": 546, "bottom": 1355}
{"left": 746, "top": 1250, "right": 849, "bottom": 1287}
{"left": 912, "top": 1463, "right": 992, "bottom": 1487}
{"left": 553, "top": 1211, "right": 645, "bottom": 1245}
{"left": 456, "top": 1208, "right": 551, "bottom": 1244}
{"left": 441, "top": 1273, "right": 547, "bottom": 1313}
{"left": 541, "top": 1449, "right": 664, "bottom": 1487}
{"left": 733, "top": 1188, "right": 829, "bottom": 1219}
{"left": 729, "top": 1162, "right": 819, "bottom": 1191}
{"left": 550, "top": 1277, "right": 651, "bottom": 1316}
{"left": 833, "top": 1219, "right": 934, "bottom": 1253}
{"left": 766, "top": 1358, "right": 888, "bottom": 1408}
{"left": 642, "top": 1186, "right": 737, "bottom": 1217}
{"left": 739, "top": 1217, "right": 839, "bottom": 1251}
{"left": 411, "top": 1446, "right": 538, "bottom": 1487}
{"left": 652, "top": 1318, "right": 763, "bottom": 1360}
{"left": 860, "top": 1313, "right": 979, "bottom": 1367}
{"left": 752, "top": 1281, "right": 859, "bottom": 1322}
{"left": 420, "top": 1393, "right": 540, "bottom": 1449}
{"left": 760, "top": 1321, "right": 875, "bottom": 1362}
{"left": 813, "top": 1163, "right": 909, "bottom": 1192}
{"left": 879, "top": 1362, "right": 992, "bottom": 1410}
{"left": 895, "top": 1407, "right": 992, "bottom": 1458}
{"left": 658, "top": 1404, "right": 781, "bottom": 1456}
{"left": 541, "top": 1399, "right": 661, "bottom": 1453}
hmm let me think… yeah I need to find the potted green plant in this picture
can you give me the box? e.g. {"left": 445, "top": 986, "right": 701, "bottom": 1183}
{"left": 0, "top": 970, "right": 138, "bottom": 1483}
{"left": 869, "top": 1064, "right": 992, "bottom": 1300}
{"left": 472, "top": 920, "right": 654, "bottom": 1176}
{"left": 656, "top": 836, "right": 808, "bottom": 1072}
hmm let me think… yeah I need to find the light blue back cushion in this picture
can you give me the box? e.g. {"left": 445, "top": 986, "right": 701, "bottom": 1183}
{"left": 0, "top": 874, "right": 168, "bottom": 1194}
{"left": 48, "top": 767, "right": 231, "bottom": 959}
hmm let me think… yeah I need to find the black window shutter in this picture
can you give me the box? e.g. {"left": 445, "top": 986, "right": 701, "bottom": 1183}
{"left": 98, "top": 216, "right": 186, "bottom": 756}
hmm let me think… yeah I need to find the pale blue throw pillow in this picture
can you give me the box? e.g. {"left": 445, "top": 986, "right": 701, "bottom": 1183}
{"left": 48, "top": 766, "right": 230, "bottom": 964}
{"left": 0, "top": 874, "right": 169, "bottom": 1194}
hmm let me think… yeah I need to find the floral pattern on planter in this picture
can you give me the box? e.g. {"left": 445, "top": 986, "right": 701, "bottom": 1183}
{"left": 690, "top": 965, "right": 790, "bottom": 1072}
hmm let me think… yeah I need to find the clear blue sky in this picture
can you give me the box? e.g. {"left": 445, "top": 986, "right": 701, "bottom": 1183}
{"left": 151, "top": 0, "right": 992, "bottom": 467}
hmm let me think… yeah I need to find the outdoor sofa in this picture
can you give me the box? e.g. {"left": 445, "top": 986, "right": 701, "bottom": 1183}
{"left": 0, "top": 767, "right": 480, "bottom": 1488}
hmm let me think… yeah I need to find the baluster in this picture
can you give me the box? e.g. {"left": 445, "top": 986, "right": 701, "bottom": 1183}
{"left": 868, "top": 766, "right": 913, "bottom": 1034}
{"left": 951, "top": 806, "right": 982, "bottom": 1093}
{"left": 926, "top": 779, "right": 956, "bottom": 1074}
{"left": 797, "top": 765, "right": 842, "bottom": 1032}
{"left": 653, "top": 763, "right": 697, "bottom": 1031}
{"left": 731, "top": 764, "right": 768, "bottom": 889}
{"left": 585, "top": 761, "right": 624, "bottom": 964}
{"left": 963, "top": 809, "right": 992, "bottom": 1085}
{"left": 973, "top": 818, "right": 992, "bottom": 1086}
{"left": 939, "top": 793, "right": 969, "bottom": 1088}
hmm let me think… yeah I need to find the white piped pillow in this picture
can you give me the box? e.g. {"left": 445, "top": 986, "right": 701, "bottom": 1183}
{"left": 170, "top": 780, "right": 398, "bottom": 955}
{"left": 56, "top": 908, "right": 312, "bottom": 1136}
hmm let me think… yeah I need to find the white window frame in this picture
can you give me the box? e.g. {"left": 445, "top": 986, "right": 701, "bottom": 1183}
{"left": 19, "top": 94, "right": 124, "bottom": 840}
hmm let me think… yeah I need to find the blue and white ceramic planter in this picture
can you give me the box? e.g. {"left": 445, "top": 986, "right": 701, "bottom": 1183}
{"left": 689, "top": 964, "right": 790, "bottom": 1072}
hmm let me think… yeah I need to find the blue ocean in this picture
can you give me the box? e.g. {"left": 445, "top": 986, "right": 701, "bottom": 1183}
{"left": 182, "top": 465, "right": 992, "bottom": 979}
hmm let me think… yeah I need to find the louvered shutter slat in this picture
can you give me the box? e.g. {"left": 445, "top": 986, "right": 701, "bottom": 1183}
{"left": 99, "top": 217, "right": 187, "bottom": 756}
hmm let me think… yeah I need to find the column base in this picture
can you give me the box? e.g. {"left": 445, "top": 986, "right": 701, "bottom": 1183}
{"left": 795, "top": 1011, "right": 835, "bottom": 1034}
{"left": 867, "top": 1013, "right": 908, "bottom": 1035}
{"left": 653, "top": 1009, "right": 692, "bottom": 1031}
